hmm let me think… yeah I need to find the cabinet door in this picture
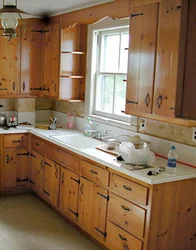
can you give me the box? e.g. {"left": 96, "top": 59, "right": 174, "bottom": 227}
{"left": 126, "top": 3, "right": 158, "bottom": 115}
{"left": 44, "top": 158, "right": 60, "bottom": 207}
{"left": 78, "top": 177, "right": 108, "bottom": 241}
{"left": 30, "top": 150, "right": 44, "bottom": 196}
{"left": 3, "top": 149, "right": 17, "bottom": 189}
{"left": 59, "top": 167, "right": 79, "bottom": 223}
{"left": 153, "top": 0, "right": 182, "bottom": 117}
{"left": 21, "top": 25, "right": 42, "bottom": 96}
{"left": 43, "top": 23, "right": 60, "bottom": 98}
{"left": 16, "top": 149, "right": 29, "bottom": 187}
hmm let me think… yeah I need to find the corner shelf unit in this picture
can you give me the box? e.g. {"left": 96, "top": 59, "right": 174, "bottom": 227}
{"left": 60, "top": 24, "right": 87, "bottom": 102}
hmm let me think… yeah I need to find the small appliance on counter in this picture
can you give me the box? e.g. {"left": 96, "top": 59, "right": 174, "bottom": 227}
{"left": 0, "top": 113, "right": 17, "bottom": 130}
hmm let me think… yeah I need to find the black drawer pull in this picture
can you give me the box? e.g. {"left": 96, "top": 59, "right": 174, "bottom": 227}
{"left": 12, "top": 140, "right": 21, "bottom": 143}
{"left": 121, "top": 205, "right": 131, "bottom": 211}
{"left": 126, "top": 99, "right": 138, "bottom": 105}
{"left": 123, "top": 185, "right": 132, "bottom": 191}
{"left": 90, "top": 170, "right": 98, "bottom": 175}
{"left": 119, "top": 234, "right": 128, "bottom": 241}
{"left": 35, "top": 142, "right": 40, "bottom": 146}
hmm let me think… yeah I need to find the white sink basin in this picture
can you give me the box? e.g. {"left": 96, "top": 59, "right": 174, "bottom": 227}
{"left": 51, "top": 134, "right": 102, "bottom": 149}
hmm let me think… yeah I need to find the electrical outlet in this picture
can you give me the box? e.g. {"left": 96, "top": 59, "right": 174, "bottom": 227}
{"left": 192, "top": 127, "right": 196, "bottom": 143}
{"left": 140, "top": 118, "right": 147, "bottom": 130}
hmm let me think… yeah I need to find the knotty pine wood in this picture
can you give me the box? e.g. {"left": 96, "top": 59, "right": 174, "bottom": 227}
{"left": 32, "top": 136, "right": 46, "bottom": 155}
{"left": 21, "top": 24, "right": 42, "bottom": 96}
{"left": 3, "top": 134, "right": 29, "bottom": 148}
{"left": 59, "top": 167, "right": 80, "bottom": 223}
{"left": 126, "top": 3, "right": 158, "bottom": 114}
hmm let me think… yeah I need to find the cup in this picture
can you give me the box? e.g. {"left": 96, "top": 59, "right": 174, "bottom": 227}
{"left": 107, "top": 138, "right": 116, "bottom": 149}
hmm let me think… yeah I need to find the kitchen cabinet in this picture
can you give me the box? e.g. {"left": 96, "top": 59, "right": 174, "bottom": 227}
{"left": 126, "top": 3, "right": 158, "bottom": 114}
{"left": 0, "top": 29, "right": 20, "bottom": 96}
{"left": 43, "top": 23, "right": 60, "bottom": 99}
{"left": 44, "top": 157, "right": 60, "bottom": 207}
{"left": 176, "top": 0, "right": 196, "bottom": 120}
{"left": 126, "top": 0, "right": 196, "bottom": 126}
{"left": 60, "top": 23, "right": 87, "bottom": 102}
{"left": 30, "top": 150, "right": 44, "bottom": 196}
{"left": 1, "top": 134, "right": 29, "bottom": 192}
{"left": 59, "top": 166, "right": 80, "bottom": 223}
{"left": 21, "top": 24, "right": 42, "bottom": 96}
{"left": 78, "top": 177, "right": 108, "bottom": 242}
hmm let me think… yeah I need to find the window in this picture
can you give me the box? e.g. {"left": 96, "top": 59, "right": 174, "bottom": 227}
{"left": 94, "top": 28, "right": 129, "bottom": 121}
{"left": 85, "top": 18, "right": 130, "bottom": 124}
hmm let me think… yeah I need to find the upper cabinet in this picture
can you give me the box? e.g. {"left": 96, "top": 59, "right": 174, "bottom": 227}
{"left": 60, "top": 23, "right": 87, "bottom": 102}
{"left": 176, "top": 0, "right": 196, "bottom": 120}
{"left": 42, "top": 23, "right": 60, "bottom": 99}
{"left": 0, "top": 28, "right": 20, "bottom": 96}
{"left": 21, "top": 24, "right": 42, "bottom": 96}
{"left": 126, "top": 0, "right": 196, "bottom": 125}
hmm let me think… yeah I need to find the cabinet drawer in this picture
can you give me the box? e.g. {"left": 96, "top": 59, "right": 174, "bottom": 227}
{"left": 46, "top": 144, "right": 80, "bottom": 173}
{"left": 3, "top": 134, "right": 28, "bottom": 148}
{"left": 106, "top": 221, "right": 143, "bottom": 250}
{"left": 32, "top": 137, "right": 45, "bottom": 155}
{"left": 108, "top": 193, "right": 146, "bottom": 239}
{"left": 111, "top": 174, "right": 148, "bottom": 206}
{"left": 81, "top": 160, "right": 109, "bottom": 186}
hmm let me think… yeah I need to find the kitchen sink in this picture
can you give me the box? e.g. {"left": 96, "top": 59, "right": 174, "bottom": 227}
{"left": 51, "top": 134, "right": 102, "bottom": 149}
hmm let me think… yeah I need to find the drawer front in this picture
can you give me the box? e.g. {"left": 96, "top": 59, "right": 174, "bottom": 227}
{"left": 4, "top": 134, "right": 28, "bottom": 148}
{"left": 108, "top": 193, "right": 146, "bottom": 239}
{"left": 32, "top": 137, "right": 45, "bottom": 155}
{"left": 81, "top": 160, "right": 109, "bottom": 186}
{"left": 106, "top": 221, "right": 143, "bottom": 250}
{"left": 46, "top": 144, "right": 80, "bottom": 173}
{"left": 111, "top": 174, "right": 148, "bottom": 206}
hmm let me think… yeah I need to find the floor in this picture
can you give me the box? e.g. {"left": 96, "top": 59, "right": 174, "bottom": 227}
{"left": 0, "top": 194, "right": 101, "bottom": 250}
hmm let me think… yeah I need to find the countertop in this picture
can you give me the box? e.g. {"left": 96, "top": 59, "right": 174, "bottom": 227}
{"left": 0, "top": 126, "right": 195, "bottom": 185}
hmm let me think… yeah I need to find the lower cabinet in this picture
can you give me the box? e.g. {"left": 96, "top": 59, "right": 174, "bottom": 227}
{"left": 2, "top": 148, "right": 29, "bottom": 190}
{"left": 78, "top": 177, "right": 108, "bottom": 242}
{"left": 44, "top": 157, "right": 60, "bottom": 207}
{"left": 59, "top": 166, "right": 80, "bottom": 223}
{"left": 30, "top": 150, "right": 44, "bottom": 196}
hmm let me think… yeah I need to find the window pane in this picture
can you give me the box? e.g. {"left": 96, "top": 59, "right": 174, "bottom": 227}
{"left": 120, "top": 32, "right": 129, "bottom": 72}
{"left": 114, "top": 75, "right": 127, "bottom": 115}
{"left": 101, "top": 34, "right": 120, "bottom": 72}
{"left": 95, "top": 75, "right": 114, "bottom": 113}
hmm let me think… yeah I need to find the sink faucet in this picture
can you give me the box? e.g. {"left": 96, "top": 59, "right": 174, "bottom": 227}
{"left": 105, "top": 130, "right": 112, "bottom": 138}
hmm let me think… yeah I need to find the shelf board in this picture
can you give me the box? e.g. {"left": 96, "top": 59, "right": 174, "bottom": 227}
{"left": 61, "top": 51, "right": 86, "bottom": 55}
{"left": 60, "top": 99, "right": 84, "bottom": 103}
{"left": 61, "top": 75, "right": 84, "bottom": 79}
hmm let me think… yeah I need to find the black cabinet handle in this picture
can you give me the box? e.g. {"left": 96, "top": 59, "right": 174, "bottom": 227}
{"left": 121, "top": 205, "right": 131, "bottom": 211}
{"left": 23, "top": 82, "right": 25, "bottom": 91}
{"left": 90, "top": 170, "right": 98, "bottom": 175}
{"left": 126, "top": 99, "right": 138, "bottom": 105}
{"left": 157, "top": 95, "right": 163, "bottom": 108}
{"left": 119, "top": 234, "right": 128, "bottom": 241}
{"left": 123, "top": 185, "right": 132, "bottom": 191}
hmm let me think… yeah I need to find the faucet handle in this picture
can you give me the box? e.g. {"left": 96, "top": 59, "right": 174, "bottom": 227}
{"left": 105, "top": 129, "right": 112, "bottom": 138}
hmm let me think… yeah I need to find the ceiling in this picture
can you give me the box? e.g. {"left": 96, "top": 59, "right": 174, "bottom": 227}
{"left": 1, "top": 0, "right": 113, "bottom": 16}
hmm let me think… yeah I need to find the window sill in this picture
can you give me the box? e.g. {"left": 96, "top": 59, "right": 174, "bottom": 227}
{"left": 88, "top": 114, "right": 138, "bottom": 132}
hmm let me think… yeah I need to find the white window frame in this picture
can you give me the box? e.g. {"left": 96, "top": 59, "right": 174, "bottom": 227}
{"left": 85, "top": 17, "right": 131, "bottom": 125}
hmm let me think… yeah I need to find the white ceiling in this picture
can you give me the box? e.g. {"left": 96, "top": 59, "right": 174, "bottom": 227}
{"left": 1, "top": 0, "right": 113, "bottom": 16}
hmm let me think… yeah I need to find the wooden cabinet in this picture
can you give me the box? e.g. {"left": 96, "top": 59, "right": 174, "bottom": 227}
{"left": 176, "top": 0, "right": 196, "bottom": 120}
{"left": 30, "top": 150, "right": 44, "bottom": 196}
{"left": 59, "top": 166, "right": 80, "bottom": 223}
{"left": 60, "top": 23, "right": 87, "bottom": 102}
{"left": 21, "top": 24, "right": 42, "bottom": 96}
{"left": 44, "top": 157, "right": 60, "bottom": 207}
{"left": 0, "top": 30, "right": 20, "bottom": 96}
{"left": 126, "top": 0, "right": 196, "bottom": 126}
{"left": 43, "top": 23, "right": 60, "bottom": 99}
{"left": 1, "top": 134, "right": 29, "bottom": 191}
{"left": 78, "top": 177, "right": 108, "bottom": 242}
{"left": 126, "top": 3, "right": 158, "bottom": 114}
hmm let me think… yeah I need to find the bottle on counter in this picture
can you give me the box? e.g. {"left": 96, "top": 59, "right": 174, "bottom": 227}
{"left": 167, "top": 146, "right": 177, "bottom": 174}
{"left": 84, "top": 117, "right": 93, "bottom": 137}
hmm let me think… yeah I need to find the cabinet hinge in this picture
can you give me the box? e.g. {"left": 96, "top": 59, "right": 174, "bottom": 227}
{"left": 95, "top": 227, "right": 107, "bottom": 237}
{"left": 43, "top": 190, "right": 50, "bottom": 196}
{"left": 131, "top": 13, "right": 143, "bottom": 18}
{"left": 126, "top": 99, "right": 138, "bottom": 105}
{"left": 31, "top": 153, "right": 36, "bottom": 158}
{"left": 29, "top": 179, "right": 35, "bottom": 184}
{"left": 30, "top": 87, "right": 42, "bottom": 91}
{"left": 97, "top": 192, "right": 109, "bottom": 201}
{"left": 71, "top": 177, "right": 80, "bottom": 184}
{"left": 17, "top": 152, "right": 29, "bottom": 156}
{"left": 31, "top": 29, "right": 49, "bottom": 33}
{"left": 69, "top": 209, "right": 79, "bottom": 217}
{"left": 45, "top": 162, "right": 51, "bottom": 167}
{"left": 16, "top": 178, "right": 28, "bottom": 182}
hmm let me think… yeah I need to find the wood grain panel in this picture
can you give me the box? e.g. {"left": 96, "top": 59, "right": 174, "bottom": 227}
{"left": 32, "top": 136, "right": 45, "bottom": 155}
